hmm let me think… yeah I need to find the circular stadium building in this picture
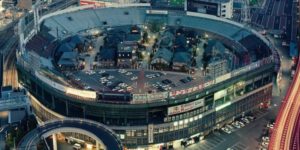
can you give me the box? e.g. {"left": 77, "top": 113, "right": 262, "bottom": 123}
{"left": 17, "top": 4, "right": 278, "bottom": 149}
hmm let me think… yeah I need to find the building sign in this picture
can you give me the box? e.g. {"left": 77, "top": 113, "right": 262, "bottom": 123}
{"left": 80, "top": 0, "right": 106, "bottom": 7}
{"left": 132, "top": 92, "right": 168, "bottom": 102}
{"left": 214, "top": 89, "right": 227, "bottom": 100}
{"left": 169, "top": 83, "right": 205, "bottom": 97}
{"left": 148, "top": 124, "right": 154, "bottom": 143}
{"left": 168, "top": 98, "right": 204, "bottom": 115}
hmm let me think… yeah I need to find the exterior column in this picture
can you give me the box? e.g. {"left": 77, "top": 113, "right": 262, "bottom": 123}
{"left": 96, "top": 141, "right": 99, "bottom": 150}
{"left": 52, "top": 96, "right": 55, "bottom": 109}
{"left": 83, "top": 106, "right": 86, "bottom": 118}
{"left": 233, "top": 84, "right": 236, "bottom": 97}
{"left": 66, "top": 101, "right": 69, "bottom": 116}
{"left": 52, "top": 134, "right": 57, "bottom": 150}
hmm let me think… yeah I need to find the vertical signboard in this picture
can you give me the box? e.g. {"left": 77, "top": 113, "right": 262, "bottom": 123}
{"left": 148, "top": 124, "right": 154, "bottom": 143}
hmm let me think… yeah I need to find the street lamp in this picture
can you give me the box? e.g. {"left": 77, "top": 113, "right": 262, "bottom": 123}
{"left": 204, "top": 33, "right": 208, "bottom": 39}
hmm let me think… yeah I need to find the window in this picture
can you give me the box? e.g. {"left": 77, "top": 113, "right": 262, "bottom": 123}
{"left": 67, "top": 16, "right": 73, "bottom": 21}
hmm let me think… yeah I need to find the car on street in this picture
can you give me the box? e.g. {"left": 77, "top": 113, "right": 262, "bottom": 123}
{"left": 73, "top": 143, "right": 81, "bottom": 150}
{"left": 226, "top": 124, "right": 235, "bottom": 130}
{"left": 262, "top": 141, "right": 269, "bottom": 147}
{"left": 262, "top": 136, "right": 269, "bottom": 142}
{"left": 241, "top": 118, "right": 250, "bottom": 124}
{"left": 221, "top": 127, "right": 232, "bottom": 134}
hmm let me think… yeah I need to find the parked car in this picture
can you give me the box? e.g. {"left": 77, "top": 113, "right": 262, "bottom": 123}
{"left": 73, "top": 143, "right": 81, "bottom": 150}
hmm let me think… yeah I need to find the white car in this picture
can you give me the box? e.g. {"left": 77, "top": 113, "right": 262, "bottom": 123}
{"left": 262, "top": 142, "right": 269, "bottom": 147}
{"left": 85, "top": 70, "right": 95, "bottom": 75}
{"left": 241, "top": 118, "right": 250, "bottom": 124}
{"left": 262, "top": 136, "right": 269, "bottom": 142}
{"left": 238, "top": 121, "right": 245, "bottom": 127}
{"left": 146, "top": 74, "right": 154, "bottom": 78}
{"left": 125, "top": 72, "right": 133, "bottom": 76}
{"left": 119, "top": 83, "right": 128, "bottom": 88}
{"left": 98, "top": 70, "right": 106, "bottom": 74}
{"left": 221, "top": 127, "right": 231, "bottom": 134}
{"left": 152, "top": 84, "right": 158, "bottom": 88}
{"left": 131, "top": 76, "right": 138, "bottom": 80}
{"left": 232, "top": 122, "right": 241, "bottom": 128}
{"left": 226, "top": 124, "right": 234, "bottom": 130}
{"left": 108, "top": 75, "right": 114, "bottom": 79}
{"left": 246, "top": 116, "right": 255, "bottom": 120}
{"left": 267, "top": 123, "right": 274, "bottom": 129}
{"left": 118, "top": 69, "right": 127, "bottom": 73}
{"left": 73, "top": 143, "right": 81, "bottom": 150}
{"left": 107, "top": 81, "right": 113, "bottom": 86}
{"left": 84, "top": 86, "right": 91, "bottom": 90}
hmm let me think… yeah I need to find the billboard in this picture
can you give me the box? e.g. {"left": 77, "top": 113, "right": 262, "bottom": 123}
{"left": 168, "top": 98, "right": 204, "bottom": 115}
{"left": 132, "top": 92, "right": 168, "bottom": 102}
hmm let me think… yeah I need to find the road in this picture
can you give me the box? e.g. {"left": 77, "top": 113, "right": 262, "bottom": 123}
{"left": 268, "top": 0, "right": 300, "bottom": 149}
{"left": 268, "top": 51, "right": 300, "bottom": 150}
{"left": 250, "top": 0, "right": 297, "bottom": 42}
{"left": 2, "top": 36, "right": 18, "bottom": 88}
{"left": 0, "top": 21, "right": 17, "bottom": 88}
{"left": 17, "top": 118, "right": 123, "bottom": 150}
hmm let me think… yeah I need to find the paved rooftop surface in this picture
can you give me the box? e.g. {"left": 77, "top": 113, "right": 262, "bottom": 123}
{"left": 70, "top": 69, "right": 201, "bottom": 94}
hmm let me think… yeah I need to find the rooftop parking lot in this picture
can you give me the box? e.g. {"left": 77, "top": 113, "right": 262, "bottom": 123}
{"left": 69, "top": 69, "right": 201, "bottom": 94}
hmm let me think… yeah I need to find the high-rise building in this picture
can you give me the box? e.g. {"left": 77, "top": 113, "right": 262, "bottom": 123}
{"left": 186, "top": 0, "right": 233, "bottom": 18}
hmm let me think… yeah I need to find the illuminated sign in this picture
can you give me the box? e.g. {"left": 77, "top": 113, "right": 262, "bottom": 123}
{"left": 168, "top": 98, "right": 204, "bottom": 115}
{"left": 148, "top": 124, "right": 154, "bottom": 143}
{"left": 214, "top": 89, "right": 227, "bottom": 100}
{"left": 215, "top": 102, "right": 231, "bottom": 111}
{"left": 65, "top": 88, "right": 96, "bottom": 99}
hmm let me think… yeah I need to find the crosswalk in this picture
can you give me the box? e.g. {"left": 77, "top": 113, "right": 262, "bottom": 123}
{"left": 230, "top": 143, "right": 248, "bottom": 150}
{"left": 186, "top": 134, "right": 225, "bottom": 150}
{"left": 252, "top": 109, "right": 268, "bottom": 118}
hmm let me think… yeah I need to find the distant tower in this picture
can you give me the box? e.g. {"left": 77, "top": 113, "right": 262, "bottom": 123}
{"left": 137, "top": 69, "right": 145, "bottom": 94}
{"left": 241, "top": 0, "right": 250, "bottom": 23}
